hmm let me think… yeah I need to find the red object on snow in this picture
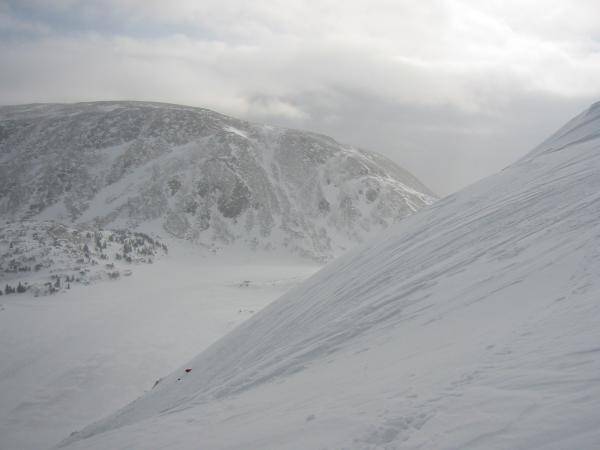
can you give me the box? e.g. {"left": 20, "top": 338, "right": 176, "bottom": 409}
{"left": 185, "top": 368, "right": 192, "bottom": 373}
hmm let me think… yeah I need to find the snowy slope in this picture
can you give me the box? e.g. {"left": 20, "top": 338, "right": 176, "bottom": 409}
{"left": 60, "top": 102, "right": 600, "bottom": 449}
{"left": 0, "top": 102, "right": 435, "bottom": 261}
{"left": 0, "top": 220, "right": 167, "bottom": 295}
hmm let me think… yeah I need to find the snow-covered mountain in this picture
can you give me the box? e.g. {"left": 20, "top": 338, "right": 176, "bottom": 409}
{"left": 62, "top": 103, "right": 600, "bottom": 449}
{"left": 0, "top": 102, "right": 435, "bottom": 261}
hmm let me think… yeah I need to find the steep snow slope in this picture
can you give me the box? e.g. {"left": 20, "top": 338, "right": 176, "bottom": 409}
{"left": 60, "top": 102, "right": 600, "bottom": 449}
{"left": 0, "top": 102, "right": 435, "bottom": 261}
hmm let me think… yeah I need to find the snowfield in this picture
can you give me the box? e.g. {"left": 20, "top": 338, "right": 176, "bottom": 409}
{"left": 58, "top": 102, "right": 600, "bottom": 449}
{"left": 0, "top": 244, "right": 319, "bottom": 450}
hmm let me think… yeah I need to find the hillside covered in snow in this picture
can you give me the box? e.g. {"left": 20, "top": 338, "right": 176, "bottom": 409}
{"left": 0, "top": 102, "right": 435, "bottom": 261}
{"left": 0, "top": 220, "right": 167, "bottom": 296}
{"left": 61, "top": 102, "right": 600, "bottom": 449}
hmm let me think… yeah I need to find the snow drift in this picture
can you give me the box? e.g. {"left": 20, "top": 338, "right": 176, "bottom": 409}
{"left": 61, "top": 102, "right": 600, "bottom": 449}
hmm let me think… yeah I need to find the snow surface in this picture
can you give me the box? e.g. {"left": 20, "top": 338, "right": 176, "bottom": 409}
{"left": 59, "top": 102, "right": 600, "bottom": 449}
{"left": 0, "top": 100, "right": 434, "bottom": 448}
{"left": 0, "top": 220, "right": 167, "bottom": 295}
{"left": 0, "top": 243, "right": 319, "bottom": 450}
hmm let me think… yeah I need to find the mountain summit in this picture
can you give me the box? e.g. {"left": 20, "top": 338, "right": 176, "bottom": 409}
{"left": 0, "top": 101, "right": 435, "bottom": 260}
{"left": 62, "top": 103, "right": 600, "bottom": 449}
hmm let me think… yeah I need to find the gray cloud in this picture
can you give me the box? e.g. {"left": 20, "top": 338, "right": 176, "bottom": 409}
{"left": 1, "top": 0, "right": 599, "bottom": 194}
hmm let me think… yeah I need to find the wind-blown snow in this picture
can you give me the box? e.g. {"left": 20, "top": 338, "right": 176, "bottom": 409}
{"left": 61, "top": 102, "right": 600, "bottom": 449}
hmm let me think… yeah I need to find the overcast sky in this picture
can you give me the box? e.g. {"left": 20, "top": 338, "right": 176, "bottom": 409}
{"left": 1, "top": 0, "right": 600, "bottom": 195}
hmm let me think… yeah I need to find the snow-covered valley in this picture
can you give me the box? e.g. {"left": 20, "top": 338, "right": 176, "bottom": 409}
{"left": 0, "top": 245, "right": 319, "bottom": 450}
{"left": 3, "top": 0, "right": 600, "bottom": 448}
{"left": 3, "top": 99, "right": 600, "bottom": 450}
{"left": 55, "top": 102, "right": 600, "bottom": 449}
{"left": 0, "top": 100, "right": 435, "bottom": 449}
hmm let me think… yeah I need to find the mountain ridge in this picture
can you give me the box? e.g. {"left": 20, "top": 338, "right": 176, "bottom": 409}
{"left": 0, "top": 101, "right": 435, "bottom": 261}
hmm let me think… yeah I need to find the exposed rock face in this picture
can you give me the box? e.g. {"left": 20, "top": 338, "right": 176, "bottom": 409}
{"left": 0, "top": 101, "right": 435, "bottom": 260}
